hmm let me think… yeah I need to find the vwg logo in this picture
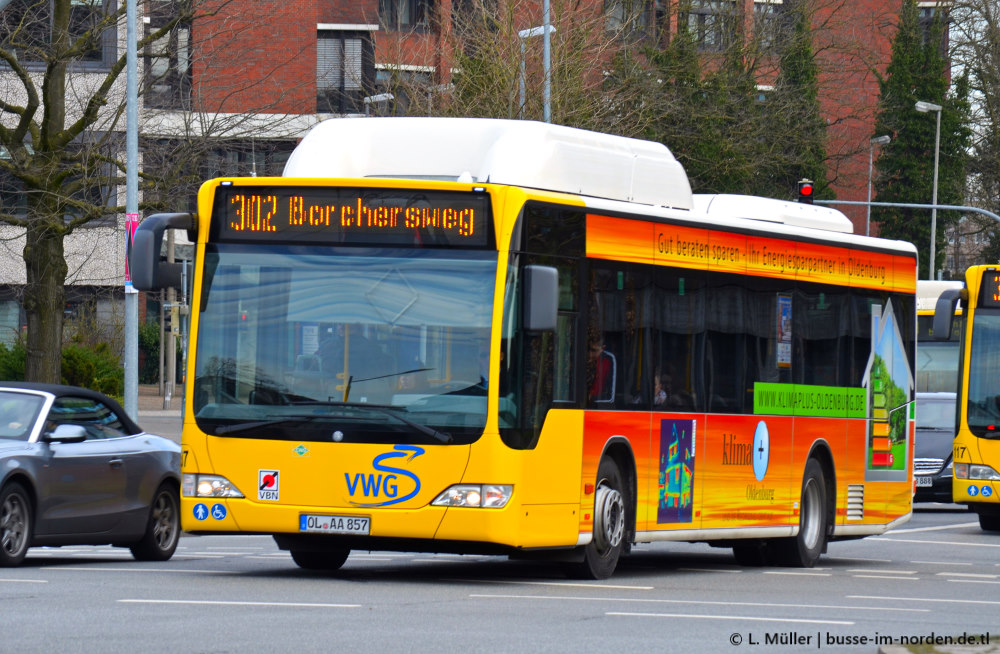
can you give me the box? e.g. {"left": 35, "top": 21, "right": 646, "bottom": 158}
{"left": 345, "top": 445, "right": 424, "bottom": 507}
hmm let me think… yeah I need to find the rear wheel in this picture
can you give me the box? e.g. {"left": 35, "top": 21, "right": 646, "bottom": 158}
{"left": 770, "top": 458, "right": 828, "bottom": 567}
{"left": 131, "top": 483, "right": 180, "bottom": 561}
{"left": 0, "top": 482, "right": 32, "bottom": 567}
{"left": 569, "top": 457, "right": 627, "bottom": 580}
{"left": 290, "top": 547, "right": 350, "bottom": 571}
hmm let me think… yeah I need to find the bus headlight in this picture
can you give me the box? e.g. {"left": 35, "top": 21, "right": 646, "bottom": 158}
{"left": 432, "top": 484, "right": 513, "bottom": 508}
{"left": 954, "top": 463, "right": 1000, "bottom": 481}
{"left": 183, "top": 473, "right": 245, "bottom": 498}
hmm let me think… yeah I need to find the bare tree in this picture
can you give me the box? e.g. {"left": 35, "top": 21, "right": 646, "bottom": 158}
{"left": 948, "top": 0, "right": 1000, "bottom": 266}
{"left": 374, "top": 0, "right": 651, "bottom": 136}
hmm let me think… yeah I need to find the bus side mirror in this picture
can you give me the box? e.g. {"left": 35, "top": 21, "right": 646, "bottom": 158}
{"left": 933, "top": 288, "right": 964, "bottom": 341}
{"left": 131, "top": 213, "right": 195, "bottom": 291}
{"left": 523, "top": 265, "right": 558, "bottom": 331}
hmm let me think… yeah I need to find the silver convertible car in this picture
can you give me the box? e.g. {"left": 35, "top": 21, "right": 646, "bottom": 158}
{"left": 0, "top": 382, "right": 181, "bottom": 566}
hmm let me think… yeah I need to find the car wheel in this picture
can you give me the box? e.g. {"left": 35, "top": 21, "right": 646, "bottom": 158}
{"left": 130, "top": 483, "right": 180, "bottom": 561}
{"left": 290, "top": 548, "right": 350, "bottom": 571}
{"left": 0, "top": 482, "right": 32, "bottom": 567}
{"left": 568, "top": 457, "right": 627, "bottom": 580}
{"left": 770, "top": 458, "right": 828, "bottom": 567}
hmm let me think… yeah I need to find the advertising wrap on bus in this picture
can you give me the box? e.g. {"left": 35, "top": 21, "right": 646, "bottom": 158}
{"left": 133, "top": 117, "right": 918, "bottom": 578}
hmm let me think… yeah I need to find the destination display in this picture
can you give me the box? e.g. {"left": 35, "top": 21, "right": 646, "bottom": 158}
{"left": 211, "top": 185, "right": 491, "bottom": 247}
{"left": 979, "top": 270, "right": 1000, "bottom": 308}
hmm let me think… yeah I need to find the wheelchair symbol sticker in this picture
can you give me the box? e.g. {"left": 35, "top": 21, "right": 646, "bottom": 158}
{"left": 981, "top": 486, "right": 993, "bottom": 498}
{"left": 211, "top": 503, "right": 227, "bottom": 520}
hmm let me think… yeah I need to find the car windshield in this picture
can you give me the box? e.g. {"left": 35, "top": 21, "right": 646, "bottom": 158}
{"left": 192, "top": 244, "right": 497, "bottom": 444}
{"left": 915, "top": 396, "right": 956, "bottom": 430}
{"left": 0, "top": 392, "right": 44, "bottom": 440}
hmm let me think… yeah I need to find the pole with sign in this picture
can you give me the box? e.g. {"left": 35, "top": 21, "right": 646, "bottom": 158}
{"left": 124, "top": 0, "right": 138, "bottom": 418}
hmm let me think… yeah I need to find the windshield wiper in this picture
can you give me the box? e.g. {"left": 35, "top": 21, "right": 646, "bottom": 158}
{"left": 222, "top": 402, "right": 453, "bottom": 444}
{"left": 342, "top": 368, "right": 433, "bottom": 403}
{"left": 214, "top": 414, "right": 338, "bottom": 436}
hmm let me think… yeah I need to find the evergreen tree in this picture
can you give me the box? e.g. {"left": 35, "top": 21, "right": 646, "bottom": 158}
{"left": 767, "top": 1, "right": 829, "bottom": 200}
{"left": 872, "top": 0, "right": 971, "bottom": 279}
{"left": 637, "top": 0, "right": 828, "bottom": 199}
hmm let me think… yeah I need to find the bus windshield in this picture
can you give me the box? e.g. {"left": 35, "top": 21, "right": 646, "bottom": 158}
{"left": 192, "top": 244, "right": 497, "bottom": 444}
{"left": 965, "top": 309, "right": 1000, "bottom": 437}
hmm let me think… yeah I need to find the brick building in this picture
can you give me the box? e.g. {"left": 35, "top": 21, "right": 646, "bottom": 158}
{"left": 0, "top": 0, "right": 949, "bottom": 344}
{"left": 146, "top": 0, "right": 947, "bottom": 231}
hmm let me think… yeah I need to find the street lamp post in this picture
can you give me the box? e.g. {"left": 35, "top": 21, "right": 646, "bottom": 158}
{"left": 518, "top": 22, "right": 556, "bottom": 121}
{"left": 867, "top": 135, "right": 890, "bottom": 237}
{"left": 916, "top": 100, "right": 942, "bottom": 280}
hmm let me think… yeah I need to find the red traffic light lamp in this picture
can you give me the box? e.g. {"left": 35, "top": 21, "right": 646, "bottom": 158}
{"left": 797, "top": 179, "right": 815, "bottom": 204}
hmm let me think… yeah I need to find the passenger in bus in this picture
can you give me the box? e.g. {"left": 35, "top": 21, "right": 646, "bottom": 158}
{"left": 587, "top": 336, "right": 616, "bottom": 406}
{"left": 653, "top": 372, "right": 669, "bottom": 407}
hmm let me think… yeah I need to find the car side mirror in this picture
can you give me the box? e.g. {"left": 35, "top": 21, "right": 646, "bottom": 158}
{"left": 44, "top": 424, "right": 87, "bottom": 443}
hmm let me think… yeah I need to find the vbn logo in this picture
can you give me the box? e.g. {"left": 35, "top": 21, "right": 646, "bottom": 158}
{"left": 344, "top": 445, "right": 424, "bottom": 508}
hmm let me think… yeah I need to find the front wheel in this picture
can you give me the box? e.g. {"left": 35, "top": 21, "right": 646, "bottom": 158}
{"left": 290, "top": 548, "right": 350, "bottom": 571}
{"left": 977, "top": 510, "right": 1000, "bottom": 532}
{"left": 568, "top": 457, "right": 627, "bottom": 580}
{"left": 0, "top": 482, "right": 32, "bottom": 567}
{"left": 770, "top": 458, "right": 828, "bottom": 567}
{"left": 130, "top": 484, "right": 180, "bottom": 561}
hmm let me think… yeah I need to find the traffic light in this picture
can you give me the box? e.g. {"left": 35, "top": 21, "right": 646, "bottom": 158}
{"left": 797, "top": 179, "right": 814, "bottom": 204}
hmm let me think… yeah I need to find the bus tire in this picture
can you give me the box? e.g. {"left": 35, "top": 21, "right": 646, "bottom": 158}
{"left": 977, "top": 510, "right": 1000, "bottom": 532}
{"left": 770, "top": 458, "right": 827, "bottom": 567}
{"left": 0, "top": 482, "right": 32, "bottom": 567}
{"left": 290, "top": 547, "right": 350, "bottom": 571}
{"left": 570, "top": 457, "right": 627, "bottom": 580}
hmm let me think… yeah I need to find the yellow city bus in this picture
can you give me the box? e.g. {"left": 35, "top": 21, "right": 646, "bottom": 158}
{"left": 132, "top": 118, "right": 917, "bottom": 578}
{"left": 916, "top": 280, "right": 962, "bottom": 392}
{"left": 933, "top": 266, "right": 1000, "bottom": 531}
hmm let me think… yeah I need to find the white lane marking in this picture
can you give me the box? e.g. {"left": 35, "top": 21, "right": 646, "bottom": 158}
{"left": 0, "top": 579, "right": 47, "bottom": 584}
{"left": 887, "top": 522, "right": 979, "bottom": 534}
{"left": 470, "top": 593, "right": 929, "bottom": 613}
{"left": 607, "top": 612, "right": 853, "bottom": 625}
{"left": 119, "top": 599, "right": 360, "bottom": 608}
{"left": 44, "top": 567, "right": 241, "bottom": 574}
{"left": 872, "top": 537, "right": 1000, "bottom": 548}
{"left": 454, "top": 579, "right": 654, "bottom": 591}
{"left": 849, "top": 595, "right": 1000, "bottom": 606}
{"left": 846, "top": 569, "right": 916, "bottom": 575}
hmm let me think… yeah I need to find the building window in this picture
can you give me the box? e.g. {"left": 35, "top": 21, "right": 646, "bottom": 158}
{"left": 1, "top": 0, "right": 115, "bottom": 69}
{"left": 918, "top": 4, "right": 948, "bottom": 52}
{"left": 680, "top": 0, "right": 738, "bottom": 52}
{"left": 752, "top": 0, "right": 786, "bottom": 50}
{"left": 144, "top": 0, "right": 192, "bottom": 110}
{"left": 0, "top": 143, "right": 116, "bottom": 226}
{"left": 317, "top": 31, "right": 375, "bottom": 114}
{"left": 380, "top": 0, "right": 432, "bottom": 31}
{"left": 605, "top": 0, "right": 650, "bottom": 36}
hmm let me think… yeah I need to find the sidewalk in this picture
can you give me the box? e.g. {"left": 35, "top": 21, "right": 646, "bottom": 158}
{"left": 138, "top": 384, "right": 183, "bottom": 415}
